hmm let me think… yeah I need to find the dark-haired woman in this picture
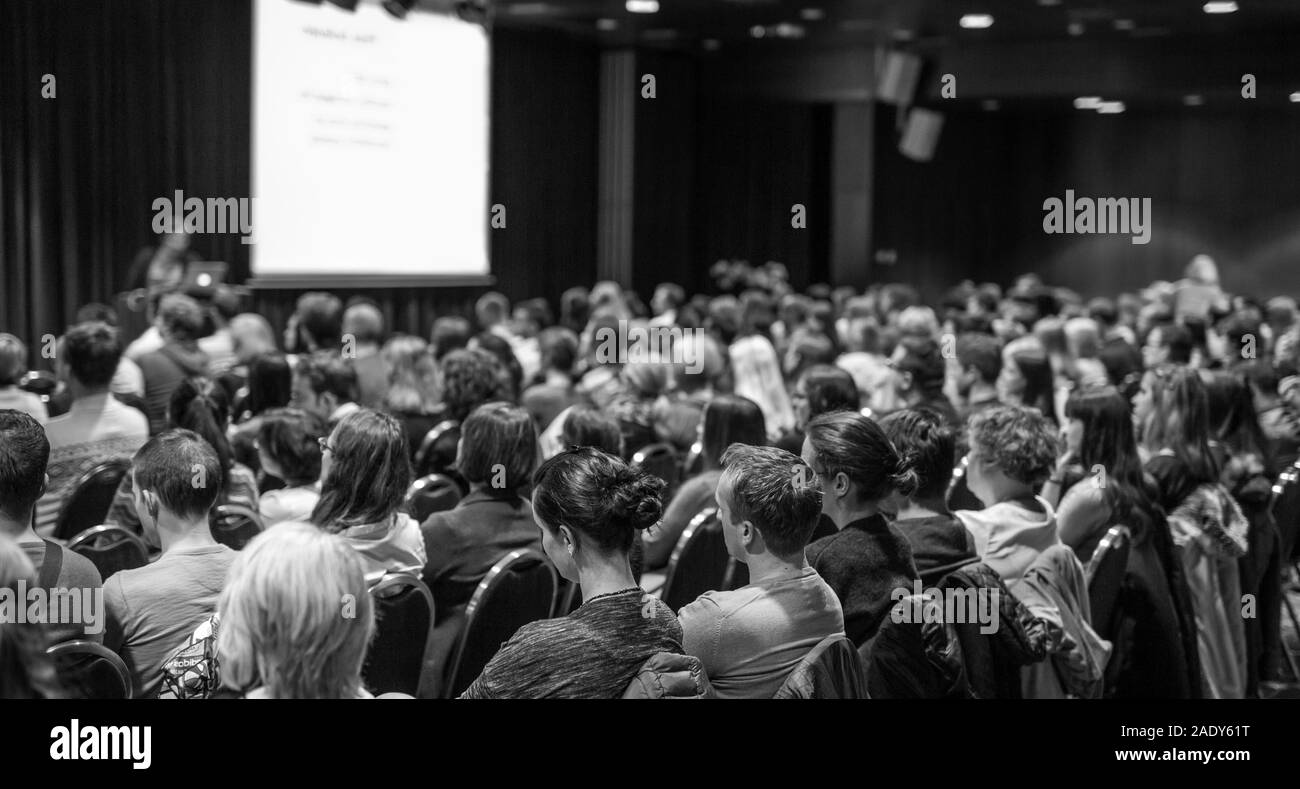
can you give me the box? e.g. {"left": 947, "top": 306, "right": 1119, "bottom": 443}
{"left": 311, "top": 408, "right": 426, "bottom": 583}
{"left": 460, "top": 448, "right": 683, "bottom": 698}
{"left": 643, "top": 394, "right": 766, "bottom": 570}
{"left": 998, "top": 336, "right": 1058, "bottom": 425}
{"left": 227, "top": 352, "right": 292, "bottom": 476}
{"left": 255, "top": 408, "right": 327, "bottom": 526}
{"left": 106, "top": 377, "right": 259, "bottom": 539}
{"left": 801, "top": 411, "right": 920, "bottom": 646}
{"left": 775, "top": 364, "right": 859, "bottom": 455}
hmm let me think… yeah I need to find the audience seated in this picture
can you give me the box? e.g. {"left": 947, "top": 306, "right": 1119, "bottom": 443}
{"left": 954, "top": 332, "right": 1003, "bottom": 422}
{"left": 0, "top": 533, "right": 63, "bottom": 698}
{"left": 777, "top": 363, "right": 858, "bottom": 454}
{"left": 283, "top": 291, "right": 343, "bottom": 357}
{"left": 381, "top": 335, "right": 442, "bottom": 460}
{"left": 0, "top": 334, "right": 48, "bottom": 422}
{"left": 255, "top": 408, "right": 326, "bottom": 526}
{"left": 521, "top": 326, "right": 578, "bottom": 434}
{"left": 343, "top": 300, "right": 390, "bottom": 410}
{"left": 104, "top": 429, "right": 237, "bottom": 697}
{"left": 291, "top": 351, "right": 360, "bottom": 428}
{"left": 136, "top": 293, "right": 211, "bottom": 434}
{"left": 227, "top": 352, "right": 292, "bottom": 473}
{"left": 216, "top": 522, "right": 375, "bottom": 698}
{"left": 678, "top": 444, "right": 844, "bottom": 698}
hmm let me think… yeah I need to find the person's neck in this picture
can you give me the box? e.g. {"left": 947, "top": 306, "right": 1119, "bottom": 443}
{"left": 990, "top": 484, "right": 1037, "bottom": 508}
{"left": 70, "top": 381, "right": 109, "bottom": 401}
{"left": 157, "top": 517, "right": 219, "bottom": 553}
{"left": 967, "top": 381, "right": 998, "bottom": 405}
{"left": 0, "top": 512, "right": 38, "bottom": 543}
{"left": 467, "top": 481, "right": 513, "bottom": 499}
{"left": 578, "top": 555, "right": 639, "bottom": 602}
{"left": 745, "top": 549, "right": 808, "bottom": 584}
{"left": 895, "top": 497, "right": 949, "bottom": 521}
{"left": 828, "top": 502, "right": 879, "bottom": 529}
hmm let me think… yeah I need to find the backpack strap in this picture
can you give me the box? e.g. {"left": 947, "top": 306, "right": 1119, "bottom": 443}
{"left": 38, "top": 539, "right": 64, "bottom": 589}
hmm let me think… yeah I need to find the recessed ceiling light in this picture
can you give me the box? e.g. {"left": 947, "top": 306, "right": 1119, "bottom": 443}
{"left": 1114, "top": 19, "right": 1135, "bottom": 31}
{"left": 750, "top": 25, "right": 766, "bottom": 38}
{"left": 959, "top": 14, "right": 994, "bottom": 29}
{"left": 1290, "top": 92, "right": 1300, "bottom": 103}
{"left": 800, "top": 8, "right": 825, "bottom": 22}
{"left": 1074, "top": 96, "right": 1103, "bottom": 110}
{"left": 1068, "top": 21, "right": 1084, "bottom": 35}
{"left": 1184, "top": 94, "right": 1204, "bottom": 106}
{"left": 774, "top": 22, "right": 806, "bottom": 39}
{"left": 595, "top": 18, "right": 618, "bottom": 31}
{"left": 1097, "top": 101, "right": 1125, "bottom": 114}
{"left": 981, "top": 99, "right": 1000, "bottom": 111}
{"left": 1203, "top": 1, "right": 1238, "bottom": 13}
{"left": 626, "top": 0, "right": 659, "bottom": 13}
{"left": 702, "top": 38, "right": 721, "bottom": 51}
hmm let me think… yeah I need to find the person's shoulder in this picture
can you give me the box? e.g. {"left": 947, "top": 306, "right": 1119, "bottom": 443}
{"left": 59, "top": 545, "right": 104, "bottom": 587}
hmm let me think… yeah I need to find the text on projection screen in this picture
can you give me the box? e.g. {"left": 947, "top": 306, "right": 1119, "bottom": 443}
{"left": 253, "top": 0, "right": 489, "bottom": 277}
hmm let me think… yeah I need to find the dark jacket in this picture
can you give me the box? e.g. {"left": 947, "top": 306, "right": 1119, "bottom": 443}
{"left": 136, "top": 342, "right": 209, "bottom": 434}
{"left": 894, "top": 514, "right": 979, "bottom": 585}
{"left": 806, "top": 514, "right": 920, "bottom": 646}
{"left": 622, "top": 652, "right": 715, "bottom": 699}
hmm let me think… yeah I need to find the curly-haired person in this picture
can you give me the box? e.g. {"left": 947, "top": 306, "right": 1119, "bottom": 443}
{"left": 955, "top": 404, "right": 1062, "bottom": 586}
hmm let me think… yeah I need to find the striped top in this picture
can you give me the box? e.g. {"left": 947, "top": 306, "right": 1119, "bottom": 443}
{"left": 460, "top": 588, "right": 683, "bottom": 699}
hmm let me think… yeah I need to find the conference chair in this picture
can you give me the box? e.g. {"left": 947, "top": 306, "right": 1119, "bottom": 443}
{"left": 681, "top": 440, "right": 704, "bottom": 480}
{"left": 210, "top": 504, "right": 265, "bottom": 551}
{"left": 632, "top": 442, "right": 681, "bottom": 503}
{"left": 53, "top": 457, "right": 132, "bottom": 542}
{"left": 773, "top": 634, "right": 869, "bottom": 699}
{"left": 414, "top": 420, "right": 461, "bottom": 478}
{"left": 18, "top": 369, "right": 59, "bottom": 404}
{"left": 67, "top": 525, "right": 148, "bottom": 581}
{"left": 47, "top": 640, "right": 132, "bottom": 700}
{"left": 554, "top": 579, "right": 583, "bottom": 617}
{"left": 363, "top": 572, "right": 437, "bottom": 697}
{"left": 404, "top": 473, "right": 462, "bottom": 524}
{"left": 659, "top": 508, "right": 729, "bottom": 612}
{"left": 1085, "top": 525, "right": 1132, "bottom": 644}
{"left": 443, "top": 549, "right": 558, "bottom": 698}
{"left": 946, "top": 455, "right": 984, "bottom": 512}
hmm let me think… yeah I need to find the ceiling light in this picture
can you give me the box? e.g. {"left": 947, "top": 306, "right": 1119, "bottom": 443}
{"left": 596, "top": 18, "right": 618, "bottom": 31}
{"left": 750, "top": 25, "right": 766, "bottom": 38}
{"left": 1073, "top": 96, "right": 1103, "bottom": 109}
{"left": 1068, "top": 21, "right": 1084, "bottom": 35}
{"left": 1290, "top": 92, "right": 1300, "bottom": 103}
{"left": 1097, "top": 101, "right": 1125, "bottom": 114}
{"left": 800, "top": 8, "right": 824, "bottom": 21}
{"left": 1203, "top": 1, "right": 1238, "bottom": 13}
{"left": 959, "top": 14, "right": 994, "bottom": 29}
{"left": 1184, "top": 94, "right": 1204, "bottom": 106}
{"left": 774, "top": 23, "right": 806, "bottom": 39}
{"left": 626, "top": 0, "right": 659, "bottom": 13}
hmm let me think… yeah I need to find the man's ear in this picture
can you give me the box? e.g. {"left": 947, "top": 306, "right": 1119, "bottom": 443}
{"left": 142, "top": 489, "right": 161, "bottom": 521}
{"left": 558, "top": 524, "right": 577, "bottom": 554}
{"left": 739, "top": 519, "right": 757, "bottom": 550}
{"left": 833, "top": 471, "right": 852, "bottom": 498}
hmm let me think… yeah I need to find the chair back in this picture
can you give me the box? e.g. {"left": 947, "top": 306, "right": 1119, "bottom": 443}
{"left": 363, "top": 572, "right": 437, "bottom": 697}
{"left": 632, "top": 442, "right": 681, "bottom": 502}
{"left": 946, "top": 455, "right": 984, "bottom": 512}
{"left": 444, "top": 549, "right": 558, "bottom": 697}
{"left": 414, "top": 420, "right": 461, "bottom": 477}
{"left": 67, "top": 525, "right": 148, "bottom": 581}
{"left": 19, "top": 370, "right": 59, "bottom": 402}
{"left": 47, "top": 640, "right": 132, "bottom": 699}
{"left": 681, "top": 440, "right": 704, "bottom": 479}
{"left": 53, "top": 457, "right": 132, "bottom": 541}
{"left": 211, "top": 504, "right": 265, "bottom": 551}
{"left": 659, "top": 508, "right": 729, "bottom": 612}
{"left": 404, "top": 473, "right": 462, "bottom": 523}
{"left": 1270, "top": 460, "right": 1300, "bottom": 561}
{"left": 773, "top": 634, "right": 869, "bottom": 699}
{"left": 1085, "top": 525, "right": 1132, "bottom": 642}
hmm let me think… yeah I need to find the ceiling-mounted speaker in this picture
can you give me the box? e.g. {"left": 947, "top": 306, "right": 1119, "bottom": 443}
{"left": 876, "top": 50, "right": 923, "bottom": 106}
{"left": 899, "top": 107, "right": 944, "bottom": 162}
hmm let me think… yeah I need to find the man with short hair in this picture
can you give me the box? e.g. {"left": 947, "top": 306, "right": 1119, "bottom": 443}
{"left": 135, "top": 293, "right": 211, "bottom": 432}
{"left": 284, "top": 291, "right": 343, "bottom": 355}
{"left": 104, "top": 429, "right": 237, "bottom": 698}
{"left": 1142, "top": 323, "right": 1193, "bottom": 368}
{"left": 955, "top": 332, "right": 1002, "bottom": 421}
{"left": 678, "top": 444, "right": 845, "bottom": 699}
{"left": 36, "top": 322, "right": 150, "bottom": 534}
{"left": 291, "top": 351, "right": 359, "bottom": 426}
{"left": 893, "top": 338, "right": 960, "bottom": 427}
{"left": 341, "top": 300, "right": 388, "bottom": 409}
{"left": 0, "top": 410, "right": 105, "bottom": 643}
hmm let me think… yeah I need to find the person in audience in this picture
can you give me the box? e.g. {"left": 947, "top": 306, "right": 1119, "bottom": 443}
{"left": 0, "top": 411, "right": 104, "bottom": 644}
{"left": 283, "top": 291, "right": 343, "bottom": 356}
{"left": 0, "top": 533, "right": 64, "bottom": 698}
{"left": 73, "top": 303, "right": 146, "bottom": 397}
{"left": 777, "top": 364, "right": 858, "bottom": 454}
{"left": 228, "top": 352, "right": 293, "bottom": 472}
{"left": 197, "top": 288, "right": 239, "bottom": 377}
{"left": 955, "top": 405, "right": 1061, "bottom": 587}
{"left": 782, "top": 328, "right": 837, "bottom": 385}
{"left": 644, "top": 394, "right": 767, "bottom": 570}
{"left": 471, "top": 331, "right": 526, "bottom": 403}
{"left": 430, "top": 316, "right": 473, "bottom": 361}
{"left": 225, "top": 313, "right": 278, "bottom": 392}
{"left": 381, "top": 335, "right": 443, "bottom": 460}
{"left": 730, "top": 331, "right": 795, "bottom": 442}
{"left": 255, "top": 408, "right": 326, "bottom": 526}
{"left": 521, "top": 326, "right": 578, "bottom": 434}
{"left": 893, "top": 337, "right": 960, "bottom": 427}
{"left": 649, "top": 282, "right": 685, "bottom": 328}
{"left": 998, "top": 336, "right": 1057, "bottom": 425}
{"left": 0, "top": 334, "right": 47, "bottom": 422}
{"left": 835, "top": 317, "right": 898, "bottom": 415}
{"left": 310, "top": 408, "right": 425, "bottom": 582}
{"left": 436, "top": 348, "right": 506, "bottom": 424}
{"left": 36, "top": 322, "right": 150, "bottom": 534}
{"left": 801, "top": 411, "right": 920, "bottom": 646}
{"left": 460, "top": 447, "right": 680, "bottom": 698}
{"left": 104, "top": 429, "right": 238, "bottom": 698}
{"left": 878, "top": 408, "right": 978, "bottom": 585}
{"left": 1134, "top": 365, "right": 1220, "bottom": 512}
{"left": 135, "top": 293, "right": 211, "bottom": 433}
{"left": 106, "top": 377, "right": 259, "bottom": 537}
{"left": 652, "top": 331, "right": 726, "bottom": 454}
{"left": 216, "top": 522, "right": 375, "bottom": 699}
{"left": 679, "top": 444, "right": 844, "bottom": 698}
{"left": 342, "top": 300, "right": 389, "bottom": 410}
{"left": 1142, "top": 323, "right": 1194, "bottom": 369}
{"left": 560, "top": 286, "right": 591, "bottom": 335}
{"left": 1242, "top": 360, "right": 1299, "bottom": 464}
{"left": 554, "top": 403, "right": 623, "bottom": 458}
{"left": 607, "top": 359, "right": 670, "bottom": 455}
{"left": 954, "top": 332, "right": 1003, "bottom": 421}
{"left": 291, "top": 351, "right": 360, "bottom": 427}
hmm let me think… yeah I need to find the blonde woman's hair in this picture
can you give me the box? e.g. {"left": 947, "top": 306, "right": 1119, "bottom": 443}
{"left": 217, "top": 522, "right": 374, "bottom": 699}
{"left": 729, "top": 334, "right": 795, "bottom": 439}
{"left": 382, "top": 335, "right": 441, "bottom": 414}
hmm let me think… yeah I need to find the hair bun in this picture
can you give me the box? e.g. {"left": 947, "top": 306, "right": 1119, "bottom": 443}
{"left": 890, "top": 457, "right": 921, "bottom": 499}
{"left": 608, "top": 467, "right": 665, "bottom": 531}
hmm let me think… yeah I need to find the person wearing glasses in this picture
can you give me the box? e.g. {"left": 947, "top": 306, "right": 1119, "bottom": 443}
{"left": 310, "top": 408, "right": 426, "bottom": 584}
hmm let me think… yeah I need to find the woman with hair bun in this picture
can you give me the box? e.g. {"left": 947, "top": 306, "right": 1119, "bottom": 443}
{"left": 460, "top": 447, "right": 685, "bottom": 698}
{"left": 801, "top": 411, "right": 921, "bottom": 646}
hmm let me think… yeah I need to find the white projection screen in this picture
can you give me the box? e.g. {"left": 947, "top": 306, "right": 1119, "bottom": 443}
{"left": 252, "top": 0, "right": 490, "bottom": 280}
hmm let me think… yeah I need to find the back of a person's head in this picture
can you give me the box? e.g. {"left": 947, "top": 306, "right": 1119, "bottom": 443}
{"left": 1158, "top": 323, "right": 1194, "bottom": 364}
{"left": 0, "top": 410, "right": 50, "bottom": 523}
{"left": 805, "top": 411, "right": 917, "bottom": 503}
{"left": 475, "top": 291, "right": 511, "bottom": 330}
{"left": 133, "top": 428, "right": 224, "bottom": 520}
{"left": 229, "top": 313, "right": 277, "bottom": 364}
{"left": 0, "top": 334, "right": 29, "bottom": 387}
{"left": 470, "top": 332, "right": 523, "bottom": 400}
{"left": 382, "top": 335, "right": 439, "bottom": 414}
{"left": 157, "top": 292, "right": 205, "bottom": 343}
{"left": 1087, "top": 297, "right": 1118, "bottom": 327}
{"left": 1185, "top": 254, "right": 1220, "bottom": 286}
{"left": 956, "top": 332, "right": 1002, "bottom": 383}
{"left": 0, "top": 533, "right": 61, "bottom": 698}
{"left": 966, "top": 405, "right": 1057, "bottom": 488}
{"left": 895, "top": 338, "right": 946, "bottom": 395}
{"left": 702, "top": 394, "right": 767, "bottom": 468}
{"left": 879, "top": 408, "right": 955, "bottom": 503}
{"left": 531, "top": 447, "right": 663, "bottom": 554}
{"left": 74, "top": 302, "right": 119, "bottom": 326}
{"left": 312, "top": 408, "right": 411, "bottom": 530}
{"left": 537, "top": 326, "right": 579, "bottom": 375}
{"left": 439, "top": 347, "right": 505, "bottom": 422}
{"left": 430, "top": 315, "right": 472, "bottom": 360}
{"left": 844, "top": 316, "right": 881, "bottom": 354}
{"left": 169, "top": 377, "right": 234, "bottom": 470}
{"left": 296, "top": 351, "right": 358, "bottom": 404}
{"left": 1064, "top": 317, "right": 1102, "bottom": 358}
{"left": 799, "top": 364, "right": 859, "bottom": 419}
{"left": 257, "top": 408, "right": 326, "bottom": 487}
{"left": 217, "top": 522, "right": 373, "bottom": 699}
{"left": 561, "top": 404, "right": 624, "bottom": 457}
{"left": 654, "top": 282, "right": 685, "bottom": 311}
{"left": 719, "top": 444, "right": 822, "bottom": 558}
{"left": 560, "top": 287, "right": 591, "bottom": 332}
{"left": 342, "top": 302, "right": 385, "bottom": 347}
{"left": 247, "top": 353, "right": 292, "bottom": 416}
{"left": 787, "top": 329, "right": 836, "bottom": 372}
{"left": 295, "top": 292, "right": 344, "bottom": 349}
{"left": 459, "top": 401, "right": 537, "bottom": 494}
{"left": 62, "top": 321, "right": 121, "bottom": 388}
